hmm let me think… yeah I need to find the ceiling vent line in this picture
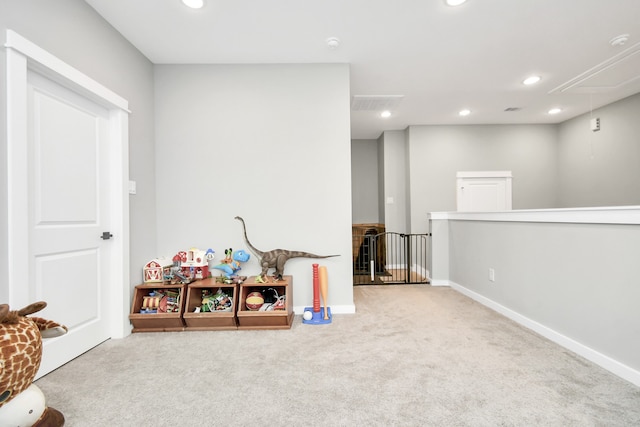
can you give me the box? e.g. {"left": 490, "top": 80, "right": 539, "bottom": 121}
{"left": 549, "top": 41, "right": 640, "bottom": 94}
{"left": 351, "top": 95, "right": 404, "bottom": 111}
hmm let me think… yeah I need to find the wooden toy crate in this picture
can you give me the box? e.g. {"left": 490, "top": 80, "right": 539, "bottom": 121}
{"left": 183, "top": 278, "right": 237, "bottom": 331}
{"left": 129, "top": 283, "right": 186, "bottom": 332}
{"left": 236, "top": 276, "right": 294, "bottom": 330}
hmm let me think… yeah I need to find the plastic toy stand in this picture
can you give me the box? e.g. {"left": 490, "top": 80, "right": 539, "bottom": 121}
{"left": 302, "top": 306, "right": 332, "bottom": 325}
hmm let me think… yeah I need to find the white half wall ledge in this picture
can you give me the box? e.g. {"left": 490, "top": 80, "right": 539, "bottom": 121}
{"left": 429, "top": 205, "right": 640, "bottom": 225}
{"left": 449, "top": 281, "right": 640, "bottom": 388}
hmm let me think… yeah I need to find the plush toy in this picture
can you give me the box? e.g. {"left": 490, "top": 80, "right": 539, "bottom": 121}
{"left": 0, "top": 301, "right": 68, "bottom": 426}
{"left": 213, "top": 248, "right": 250, "bottom": 277}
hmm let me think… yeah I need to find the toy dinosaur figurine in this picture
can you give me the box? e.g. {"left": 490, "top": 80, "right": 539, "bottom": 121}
{"left": 213, "top": 248, "right": 250, "bottom": 277}
{"left": 235, "top": 216, "right": 339, "bottom": 280}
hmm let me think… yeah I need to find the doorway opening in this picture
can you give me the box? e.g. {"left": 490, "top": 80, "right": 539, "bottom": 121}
{"left": 352, "top": 225, "right": 429, "bottom": 285}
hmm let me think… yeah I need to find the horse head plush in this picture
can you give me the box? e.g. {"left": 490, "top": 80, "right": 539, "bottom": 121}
{"left": 0, "top": 301, "right": 67, "bottom": 426}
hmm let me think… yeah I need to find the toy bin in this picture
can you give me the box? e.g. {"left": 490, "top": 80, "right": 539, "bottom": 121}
{"left": 129, "top": 283, "right": 187, "bottom": 332}
{"left": 183, "top": 278, "right": 238, "bottom": 331}
{"left": 236, "top": 276, "right": 294, "bottom": 330}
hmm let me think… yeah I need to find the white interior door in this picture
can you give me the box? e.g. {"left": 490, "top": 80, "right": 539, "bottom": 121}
{"left": 457, "top": 171, "right": 513, "bottom": 212}
{"left": 5, "top": 30, "right": 131, "bottom": 378}
{"left": 27, "top": 71, "right": 112, "bottom": 375}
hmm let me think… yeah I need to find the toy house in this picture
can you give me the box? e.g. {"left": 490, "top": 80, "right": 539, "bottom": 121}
{"left": 143, "top": 258, "right": 173, "bottom": 283}
{"left": 179, "top": 248, "right": 211, "bottom": 281}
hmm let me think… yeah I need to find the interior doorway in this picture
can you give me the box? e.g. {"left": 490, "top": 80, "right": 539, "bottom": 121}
{"left": 5, "top": 30, "right": 131, "bottom": 377}
{"left": 352, "top": 224, "right": 429, "bottom": 285}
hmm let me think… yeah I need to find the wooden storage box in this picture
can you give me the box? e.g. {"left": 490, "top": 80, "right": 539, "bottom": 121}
{"left": 183, "top": 278, "right": 237, "bottom": 331}
{"left": 129, "top": 283, "right": 187, "bottom": 332}
{"left": 236, "top": 276, "right": 294, "bottom": 330}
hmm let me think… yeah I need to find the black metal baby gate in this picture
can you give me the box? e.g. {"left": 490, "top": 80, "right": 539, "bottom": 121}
{"left": 352, "top": 231, "right": 430, "bottom": 285}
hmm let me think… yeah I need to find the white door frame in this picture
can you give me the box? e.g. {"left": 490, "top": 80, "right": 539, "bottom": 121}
{"left": 4, "top": 30, "right": 131, "bottom": 338}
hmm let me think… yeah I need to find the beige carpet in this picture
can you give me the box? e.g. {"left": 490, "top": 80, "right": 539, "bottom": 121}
{"left": 36, "top": 285, "right": 640, "bottom": 426}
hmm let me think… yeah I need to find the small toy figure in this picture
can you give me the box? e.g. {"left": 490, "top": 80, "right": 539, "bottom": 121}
{"left": 140, "top": 293, "right": 161, "bottom": 313}
{"left": 213, "top": 248, "right": 250, "bottom": 277}
{"left": 141, "top": 289, "right": 181, "bottom": 314}
{"left": 143, "top": 257, "right": 172, "bottom": 283}
{"left": 180, "top": 248, "right": 210, "bottom": 281}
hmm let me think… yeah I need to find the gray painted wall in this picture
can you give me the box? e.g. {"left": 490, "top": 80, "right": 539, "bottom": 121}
{"left": 351, "top": 139, "right": 379, "bottom": 223}
{"left": 447, "top": 218, "right": 640, "bottom": 375}
{"left": 351, "top": 92, "right": 640, "bottom": 234}
{"left": 407, "top": 124, "right": 558, "bottom": 233}
{"left": 377, "top": 135, "right": 386, "bottom": 223}
{"left": 380, "top": 130, "right": 408, "bottom": 233}
{"left": 154, "top": 64, "right": 354, "bottom": 310}
{"left": 557, "top": 93, "right": 640, "bottom": 207}
{"left": 0, "top": 0, "right": 156, "bottom": 301}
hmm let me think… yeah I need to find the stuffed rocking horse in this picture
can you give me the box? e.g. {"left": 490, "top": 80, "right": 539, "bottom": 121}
{"left": 0, "top": 301, "right": 67, "bottom": 426}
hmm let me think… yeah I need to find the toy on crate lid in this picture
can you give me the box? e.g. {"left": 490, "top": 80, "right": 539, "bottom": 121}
{"left": 235, "top": 216, "right": 339, "bottom": 281}
{"left": 213, "top": 248, "right": 250, "bottom": 283}
{"left": 143, "top": 257, "right": 173, "bottom": 283}
{"left": 0, "top": 301, "right": 67, "bottom": 427}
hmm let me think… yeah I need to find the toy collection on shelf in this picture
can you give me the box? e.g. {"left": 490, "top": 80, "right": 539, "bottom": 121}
{"left": 140, "top": 247, "right": 248, "bottom": 315}
{"left": 132, "top": 245, "right": 298, "bottom": 331}
{"left": 132, "top": 215, "right": 336, "bottom": 331}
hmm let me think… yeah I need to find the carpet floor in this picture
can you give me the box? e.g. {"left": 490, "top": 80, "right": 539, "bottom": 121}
{"left": 36, "top": 284, "right": 640, "bottom": 426}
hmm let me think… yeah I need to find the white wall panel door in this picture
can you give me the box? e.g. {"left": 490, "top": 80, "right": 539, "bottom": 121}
{"left": 457, "top": 171, "right": 513, "bottom": 212}
{"left": 27, "top": 71, "right": 112, "bottom": 376}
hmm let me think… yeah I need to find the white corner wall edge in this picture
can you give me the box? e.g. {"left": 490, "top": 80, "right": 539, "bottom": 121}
{"left": 449, "top": 281, "right": 640, "bottom": 388}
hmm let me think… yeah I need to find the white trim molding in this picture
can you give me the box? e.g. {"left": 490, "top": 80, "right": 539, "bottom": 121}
{"left": 430, "top": 205, "right": 640, "bottom": 225}
{"left": 4, "top": 29, "right": 130, "bottom": 112}
{"left": 450, "top": 281, "right": 640, "bottom": 388}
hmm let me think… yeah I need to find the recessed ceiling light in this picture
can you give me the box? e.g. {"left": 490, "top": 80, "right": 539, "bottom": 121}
{"left": 182, "top": 0, "right": 204, "bottom": 9}
{"left": 548, "top": 108, "right": 562, "bottom": 115}
{"left": 459, "top": 109, "right": 471, "bottom": 116}
{"left": 326, "top": 37, "right": 341, "bottom": 49}
{"left": 523, "top": 75, "right": 541, "bottom": 85}
{"left": 380, "top": 110, "right": 392, "bottom": 118}
{"left": 445, "top": 0, "right": 468, "bottom": 6}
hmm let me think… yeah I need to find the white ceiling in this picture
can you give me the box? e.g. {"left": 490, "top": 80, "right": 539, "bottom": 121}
{"left": 85, "top": 0, "right": 640, "bottom": 139}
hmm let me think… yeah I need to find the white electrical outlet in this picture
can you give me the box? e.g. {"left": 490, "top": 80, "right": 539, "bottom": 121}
{"left": 488, "top": 268, "right": 495, "bottom": 282}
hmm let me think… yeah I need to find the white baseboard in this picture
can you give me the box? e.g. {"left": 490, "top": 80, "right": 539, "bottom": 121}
{"left": 429, "top": 279, "right": 451, "bottom": 287}
{"left": 449, "top": 281, "right": 640, "bottom": 387}
{"left": 294, "top": 304, "right": 356, "bottom": 315}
